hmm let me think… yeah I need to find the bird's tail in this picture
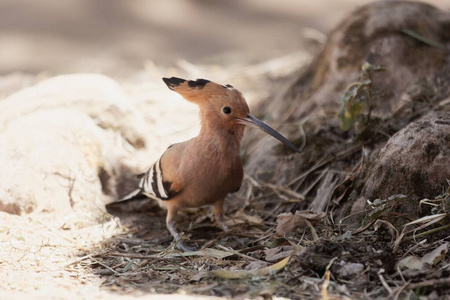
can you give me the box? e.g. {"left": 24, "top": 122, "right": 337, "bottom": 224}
{"left": 106, "top": 188, "right": 148, "bottom": 210}
{"left": 119, "top": 188, "right": 143, "bottom": 202}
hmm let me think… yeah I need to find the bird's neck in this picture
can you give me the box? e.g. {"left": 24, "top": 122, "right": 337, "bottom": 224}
{"left": 198, "top": 111, "right": 244, "bottom": 155}
{"left": 199, "top": 123, "right": 244, "bottom": 151}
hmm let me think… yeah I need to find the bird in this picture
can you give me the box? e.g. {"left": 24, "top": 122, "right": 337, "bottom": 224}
{"left": 116, "top": 77, "right": 299, "bottom": 251}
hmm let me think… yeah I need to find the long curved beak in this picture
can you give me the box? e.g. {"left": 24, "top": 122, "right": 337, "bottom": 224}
{"left": 236, "top": 114, "right": 300, "bottom": 153}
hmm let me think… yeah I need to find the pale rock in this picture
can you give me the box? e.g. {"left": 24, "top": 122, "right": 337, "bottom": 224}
{"left": 0, "top": 74, "right": 152, "bottom": 219}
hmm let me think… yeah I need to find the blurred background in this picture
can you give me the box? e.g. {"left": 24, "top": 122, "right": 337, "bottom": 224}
{"left": 1, "top": 0, "right": 448, "bottom": 78}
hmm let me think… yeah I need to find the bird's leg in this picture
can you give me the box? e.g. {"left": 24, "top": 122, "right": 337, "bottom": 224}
{"left": 166, "top": 206, "right": 181, "bottom": 241}
{"left": 166, "top": 203, "right": 197, "bottom": 252}
{"left": 214, "top": 199, "right": 229, "bottom": 233}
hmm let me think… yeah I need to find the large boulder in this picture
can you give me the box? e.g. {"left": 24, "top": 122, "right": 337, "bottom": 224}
{"left": 352, "top": 110, "right": 450, "bottom": 218}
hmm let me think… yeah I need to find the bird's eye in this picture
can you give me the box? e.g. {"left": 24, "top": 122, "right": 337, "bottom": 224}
{"left": 222, "top": 106, "right": 232, "bottom": 115}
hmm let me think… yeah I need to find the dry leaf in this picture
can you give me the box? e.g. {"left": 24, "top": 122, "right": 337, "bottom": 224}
{"left": 336, "top": 260, "right": 365, "bottom": 278}
{"left": 212, "top": 256, "right": 291, "bottom": 279}
{"left": 397, "top": 243, "right": 448, "bottom": 270}
{"left": 164, "top": 248, "right": 235, "bottom": 259}
{"left": 276, "top": 210, "right": 326, "bottom": 235}
{"left": 421, "top": 243, "right": 448, "bottom": 266}
{"left": 397, "top": 256, "right": 426, "bottom": 270}
{"left": 310, "top": 172, "right": 337, "bottom": 213}
{"left": 225, "top": 210, "right": 263, "bottom": 227}
{"left": 264, "top": 246, "right": 294, "bottom": 262}
{"left": 245, "top": 261, "right": 269, "bottom": 270}
{"left": 190, "top": 271, "right": 209, "bottom": 282}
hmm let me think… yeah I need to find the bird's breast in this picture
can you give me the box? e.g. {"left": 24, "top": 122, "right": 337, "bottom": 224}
{"left": 179, "top": 146, "right": 243, "bottom": 208}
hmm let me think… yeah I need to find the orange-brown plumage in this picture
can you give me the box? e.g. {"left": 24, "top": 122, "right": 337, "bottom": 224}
{"left": 118, "top": 77, "right": 299, "bottom": 251}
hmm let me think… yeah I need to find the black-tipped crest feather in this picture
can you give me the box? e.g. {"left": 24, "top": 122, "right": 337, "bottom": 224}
{"left": 188, "top": 78, "right": 210, "bottom": 89}
{"left": 163, "top": 77, "right": 186, "bottom": 90}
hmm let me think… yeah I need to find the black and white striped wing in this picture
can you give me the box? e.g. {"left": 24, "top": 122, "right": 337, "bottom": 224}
{"left": 138, "top": 158, "right": 175, "bottom": 201}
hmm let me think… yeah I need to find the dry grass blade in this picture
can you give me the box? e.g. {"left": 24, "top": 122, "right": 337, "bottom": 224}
{"left": 403, "top": 223, "right": 450, "bottom": 242}
{"left": 419, "top": 198, "right": 443, "bottom": 210}
{"left": 64, "top": 253, "right": 95, "bottom": 267}
{"left": 321, "top": 270, "right": 331, "bottom": 300}
{"left": 378, "top": 270, "right": 393, "bottom": 297}
{"left": 215, "top": 245, "right": 262, "bottom": 262}
{"left": 393, "top": 232, "right": 406, "bottom": 253}
{"left": 352, "top": 219, "right": 377, "bottom": 235}
{"left": 305, "top": 219, "right": 319, "bottom": 242}
{"left": 406, "top": 277, "right": 450, "bottom": 289}
{"left": 212, "top": 256, "right": 291, "bottom": 279}
{"left": 401, "top": 28, "right": 446, "bottom": 50}
{"left": 402, "top": 213, "right": 448, "bottom": 239}
{"left": 374, "top": 219, "right": 399, "bottom": 242}
{"left": 266, "top": 183, "right": 305, "bottom": 201}
{"left": 393, "top": 213, "right": 448, "bottom": 251}
{"left": 403, "top": 213, "right": 448, "bottom": 228}
{"left": 164, "top": 248, "right": 236, "bottom": 259}
{"left": 276, "top": 210, "right": 326, "bottom": 235}
{"left": 289, "top": 142, "right": 363, "bottom": 190}
{"left": 310, "top": 171, "right": 337, "bottom": 212}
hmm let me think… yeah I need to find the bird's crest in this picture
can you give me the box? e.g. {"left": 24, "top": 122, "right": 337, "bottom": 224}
{"left": 163, "top": 77, "right": 234, "bottom": 104}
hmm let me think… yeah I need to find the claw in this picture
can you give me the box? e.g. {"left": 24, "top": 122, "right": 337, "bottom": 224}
{"left": 176, "top": 240, "right": 198, "bottom": 252}
{"left": 217, "top": 220, "right": 230, "bottom": 233}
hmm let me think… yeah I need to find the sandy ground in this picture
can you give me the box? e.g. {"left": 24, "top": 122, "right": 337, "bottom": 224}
{"left": 1, "top": 1, "right": 450, "bottom": 299}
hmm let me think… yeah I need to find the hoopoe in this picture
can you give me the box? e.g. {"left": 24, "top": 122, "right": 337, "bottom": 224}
{"left": 118, "top": 77, "right": 299, "bottom": 250}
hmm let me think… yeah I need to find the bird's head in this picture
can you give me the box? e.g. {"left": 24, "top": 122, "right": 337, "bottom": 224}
{"left": 163, "top": 77, "right": 299, "bottom": 153}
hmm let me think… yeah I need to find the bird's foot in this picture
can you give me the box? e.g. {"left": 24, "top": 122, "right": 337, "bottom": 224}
{"left": 167, "top": 220, "right": 198, "bottom": 251}
{"left": 214, "top": 208, "right": 230, "bottom": 233}
{"left": 217, "top": 219, "right": 230, "bottom": 233}
{"left": 176, "top": 239, "right": 198, "bottom": 252}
